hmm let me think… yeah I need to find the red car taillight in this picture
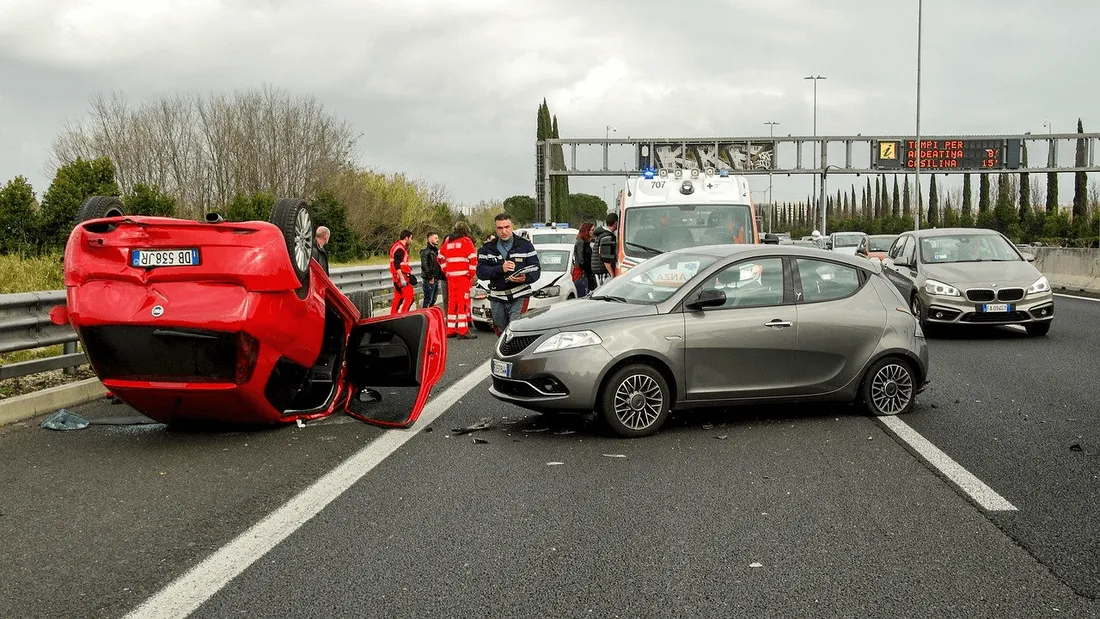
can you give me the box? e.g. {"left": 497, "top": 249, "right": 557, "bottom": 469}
{"left": 235, "top": 332, "right": 260, "bottom": 385}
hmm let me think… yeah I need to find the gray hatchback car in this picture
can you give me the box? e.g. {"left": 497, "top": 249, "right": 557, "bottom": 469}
{"left": 488, "top": 245, "right": 930, "bottom": 437}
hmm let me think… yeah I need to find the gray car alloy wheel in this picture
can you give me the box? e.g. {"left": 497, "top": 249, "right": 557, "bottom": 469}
{"left": 613, "top": 373, "right": 664, "bottom": 431}
{"left": 869, "top": 361, "right": 914, "bottom": 415}
{"left": 293, "top": 208, "right": 313, "bottom": 273}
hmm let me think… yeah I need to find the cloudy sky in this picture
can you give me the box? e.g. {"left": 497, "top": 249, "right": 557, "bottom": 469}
{"left": 0, "top": 0, "right": 1096, "bottom": 212}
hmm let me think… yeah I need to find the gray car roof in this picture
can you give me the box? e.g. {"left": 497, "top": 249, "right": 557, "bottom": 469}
{"left": 906, "top": 227, "right": 1006, "bottom": 238}
{"left": 666, "top": 243, "right": 876, "bottom": 270}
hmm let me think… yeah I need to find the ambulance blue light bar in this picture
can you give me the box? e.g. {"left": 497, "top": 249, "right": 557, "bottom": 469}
{"left": 553, "top": 222, "right": 570, "bottom": 228}
{"left": 531, "top": 222, "right": 546, "bottom": 228}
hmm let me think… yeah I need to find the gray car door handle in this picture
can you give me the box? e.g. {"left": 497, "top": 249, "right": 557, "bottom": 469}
{"left": 765, "top": 319, "right": 793, "bottom": 328}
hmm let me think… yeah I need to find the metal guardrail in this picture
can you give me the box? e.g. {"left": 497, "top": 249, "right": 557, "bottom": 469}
{"left": 0, "top": 263, "right": 423, "bottom": 382}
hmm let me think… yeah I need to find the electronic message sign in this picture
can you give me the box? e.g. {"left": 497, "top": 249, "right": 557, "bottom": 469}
{"left": 873, "top": 138, "right": 1021, "bottom": 171}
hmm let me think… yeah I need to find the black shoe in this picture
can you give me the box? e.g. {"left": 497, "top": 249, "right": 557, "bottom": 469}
{"left": 457, "top": 333, "right": 478, "bottom": 339}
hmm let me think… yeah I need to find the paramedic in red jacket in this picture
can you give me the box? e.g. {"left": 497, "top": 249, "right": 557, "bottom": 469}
{"left": 438, "top": 221, "right": 478, "bottom": 339}
{"left": 389, "top": 229, "right": 416, "bottom": 314}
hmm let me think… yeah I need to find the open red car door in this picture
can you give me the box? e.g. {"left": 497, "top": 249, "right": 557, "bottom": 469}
{"left": 343, "top": 306, "right": 446, "bottom": 428}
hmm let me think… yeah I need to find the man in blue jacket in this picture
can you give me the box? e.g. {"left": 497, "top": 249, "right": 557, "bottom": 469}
{"left": 476, "top": 213, "right": 541, "bottom": 334}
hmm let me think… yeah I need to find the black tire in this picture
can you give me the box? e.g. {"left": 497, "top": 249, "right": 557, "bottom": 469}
{"left": 347, "top": 290, "right": 373, "bottom": 318}
{"left": 910, "top": 293, "right": 930, "bottom": 331}
{"left": 268, "top": 198, "right": 313, "bottom": 300}
{"left": 1025, "top": 321, "right": 1051, "bottom": 336}
{"left": 599, "top": 363, "right": 671, "bottom": 438}
{"left": 474, "top": 321, "right": 494, "bottom": 332}
{"left": 860, "top": 356, "right": 917, "bottom": 417}
{"left": 75, "top": 196, "right": 125, "bottom": 222}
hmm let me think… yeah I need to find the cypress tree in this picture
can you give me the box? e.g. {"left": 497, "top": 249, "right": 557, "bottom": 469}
{"left": 1046, "top": 172, "right": 1058, "bottom": 213}
{"left": 902, "top": 175, "right": 912, "bottom": 218}
{"left": 927, "top": 175, "right": 939, "bottom": 227}
{"left": 962, "top": 173, "right": 973, "bottom": 218}
{"left": 892, "top": 177, "right": 901, "bottom": 218}
{"left": 1073, "top": 118, "right": 1088, "bottom": 232}
{"left": 978, "top": 174, "right": 991, "bottom": 213}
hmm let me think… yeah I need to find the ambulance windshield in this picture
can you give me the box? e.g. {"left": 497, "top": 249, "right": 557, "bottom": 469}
{"left": 623, "top": 204, "right": 755, "bottom": 257}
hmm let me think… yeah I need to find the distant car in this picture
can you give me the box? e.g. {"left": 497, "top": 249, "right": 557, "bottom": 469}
{"left": 52, "top": 196, "right": 446, "bottom": 427}
{"left": 880, "top": 227, "right": 1054, "bottom": 335}
{"left": 792, "top": 240, "right": 820, "bottom": 249}
{"left": 856, "top": 234, "right": 899, "bottom": 262}
{"left": 472, "top": 242, "right": 580, "bottom": 332}
{"left": 829, "top": 232, "right": 868, "bottom": 256}
{"left": 488, "top": 244, "right": 930, "bottom": 437}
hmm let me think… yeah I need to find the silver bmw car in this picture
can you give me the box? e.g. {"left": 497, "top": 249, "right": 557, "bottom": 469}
{"left": 488, "top": 245, "right": 930, "bottom": 437}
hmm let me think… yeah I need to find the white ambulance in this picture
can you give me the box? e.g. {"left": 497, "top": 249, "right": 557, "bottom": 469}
{"left": 610, "top": 167, "right": 763, "bottom": 275}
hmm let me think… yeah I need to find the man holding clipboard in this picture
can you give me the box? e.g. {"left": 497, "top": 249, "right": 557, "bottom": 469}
{"left": 476, "top": 213, "right": 541, "bottom": 335}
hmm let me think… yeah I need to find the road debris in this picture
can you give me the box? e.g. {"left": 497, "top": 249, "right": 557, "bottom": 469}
{"left": 472, "top": 437, "right": 489, "bottom": 444}
{"left": 296, "top": 419, "right": 306, "bottom": 428}
{"left": 40, "top": 409, "right": 89, "bottom": 431}
{"left": 522, "top": 426, "right": 549, "bottom": 433}
{"left": 547, "top": 462, "right": 564, "bottom": 466}
{"left": 602, "top": 453, "right": 627, "bottom": 458}
{"left": 1070, "top": 443, "right": 1083, "bottom": 452}
{"left": 452, "top": 417, "right": 494, "bottom": 435}
{"left": 749, "top": 562, "right": 763, "bottom": 568}
{"left": 716, "top": 435, "right": 728, "bottom": 440}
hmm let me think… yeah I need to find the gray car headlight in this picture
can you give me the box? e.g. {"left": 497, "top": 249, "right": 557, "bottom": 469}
{"left": 533, "top": 330, "right": 602, "bottom": 353}
{"left": 1026, "top": 275, "right": 1050, "bottom": 296}
{"left": 533, "top": 285, "right": 561, "bottom": 299}
{"left": 923, "top": 278, "right": 960, "bottom": 297}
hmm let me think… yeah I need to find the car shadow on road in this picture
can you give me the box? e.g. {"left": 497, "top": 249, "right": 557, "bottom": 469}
{"left": 924, "top": 325, "right": 1029, "bottom": 341}
{"left": 497, "top": 401, "right": 872, "bottom": 439}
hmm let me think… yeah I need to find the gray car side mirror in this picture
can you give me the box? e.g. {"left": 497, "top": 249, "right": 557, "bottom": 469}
{"left": 686, "top": 289, "right": 726, "bottom": 310}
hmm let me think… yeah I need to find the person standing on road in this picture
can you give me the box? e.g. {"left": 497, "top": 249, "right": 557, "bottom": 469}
{"left": 439, "top": 221, "right": 478, "bottom": 339}
{"left": 572, "top": 221, "right": 595, "bottom": 297}
{"left": 419, "top": 231, "right": 443, "bottom": 309}
{"left": 388, "top": 229, "right": 416, "bottom": 314}
{"left": 590, "top": 212, "right": 618, "bottom": 287}
{"left": 312, "top": 226, "right": 330, "bottom": 275}
{"left": 477, "top": 213, "right": 540, "bottom": 335}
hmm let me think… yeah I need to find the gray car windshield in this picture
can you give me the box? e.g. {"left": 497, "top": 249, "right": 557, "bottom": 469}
{"left": 869, "top": 236, "right": 896, "bottom": 251}
{"left": 592, "top": 252, "right": 720, "bottom": 304}
{"left": 528, "top": 233, "right": 576, "bottom": 245}
{"left": 920, "top": 234, "right": 1020, "bottom": 263}
{"left": 623, "top": 204, "right": 755, "bottom": 257}
{"left": 537, "top": 249, "right": 570, "bottom": 272}
{"left": 832, "top": 233, "right": 863, "bottom": 248}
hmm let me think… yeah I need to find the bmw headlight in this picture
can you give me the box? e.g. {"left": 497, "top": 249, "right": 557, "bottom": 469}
{"left": 533, "top": 285, "right": 560, "bottom": 299}
{"left": 923, "top": 279, "right": 960, "bottom": 297}
{"left": 533, "top": 330, "right": 602, "bottom": 354}
{"left": 1026, "top": 275, "right": 1050, "bottom": 296}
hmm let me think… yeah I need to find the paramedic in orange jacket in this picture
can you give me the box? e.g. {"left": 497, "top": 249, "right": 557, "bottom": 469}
{"left": 438, "top": 221, "right": 478, "bottom": 338}
{"left": 389, "top": 229, "right": 416, "bottom": 314}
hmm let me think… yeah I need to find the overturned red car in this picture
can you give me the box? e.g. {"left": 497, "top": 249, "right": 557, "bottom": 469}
{"left": 51, "top": 195, "right": 446, "bottom": 427}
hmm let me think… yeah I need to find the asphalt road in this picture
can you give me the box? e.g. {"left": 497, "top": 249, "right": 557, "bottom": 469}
{"left": 2, "top": 297, "right": 1098, "bottom": 618}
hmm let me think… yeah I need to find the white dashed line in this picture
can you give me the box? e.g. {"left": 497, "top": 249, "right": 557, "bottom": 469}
{"left": 877, "top": 416, "right": 1017, "bottom": 512}
{"left": 123, "top": 361, "right": 491, "bottom": 619}
{"left": 1054, "top": 292, "right": 1100, "bottom": 303}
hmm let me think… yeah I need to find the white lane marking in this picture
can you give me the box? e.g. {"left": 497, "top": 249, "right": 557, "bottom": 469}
{"left": 877, "top": 416, "right": 1017, "bottom": 512}
{"left": 123, "top": 361, "right": 491, "bottom": 619}
{"left": 1054, "top": 292, "right": 1100, "bottom": 303}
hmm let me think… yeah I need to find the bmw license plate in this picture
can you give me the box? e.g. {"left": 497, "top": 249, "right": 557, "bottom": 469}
{"left": 491, "top": 359, "right": 512, "bottom": 378}
{"left": 980, "top": 303, "right": 1012, "bottom": 312}
{"left": 132, "top": 248, "right": 200, "bottom": 268}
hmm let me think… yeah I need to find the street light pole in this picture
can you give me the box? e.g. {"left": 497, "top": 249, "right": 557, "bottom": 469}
{"left": 805, "top": 75, "right": 826, "bottom": 232}
{"left": 914, "top": 0, "right": 923, "bottom": 231}
{"left": 764, "top": 121, "right": 780, "bottom": 233}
